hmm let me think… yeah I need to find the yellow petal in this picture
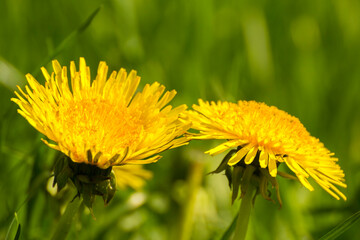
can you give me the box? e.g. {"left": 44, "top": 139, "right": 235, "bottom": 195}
{"left": 259, "top": 150, "right": 268, "bottom": 168}
{"left": 205, "top": 139, "right": 246, "bottom": 156}
{"left": 268, "top": 156, "right": 277, "bottom": 177}
{"left": 228, "top": 144, "right": 252, "bottom": 166}
{"left": 298, "top": 175, "right": 314, "bottom": 191}
{"left": 244, "top": 146, "right": 258, "bottom": 165}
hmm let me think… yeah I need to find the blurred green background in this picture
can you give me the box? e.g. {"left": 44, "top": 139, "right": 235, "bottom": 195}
{"left": 1, "top": 0, "right": 359, "bottom": 239}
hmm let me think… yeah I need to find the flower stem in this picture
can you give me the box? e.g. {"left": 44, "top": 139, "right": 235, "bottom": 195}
{"left": 233, "top": 183, "right": 255, "bottom": 240}
{"left": 51, "top": 197, "right": 82, "bottom": 240}
{"left": 178, "top": 161, "right": 204, "bottom": 240}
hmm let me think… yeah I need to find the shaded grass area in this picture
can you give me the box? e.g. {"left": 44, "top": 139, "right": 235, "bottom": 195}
{"left": 1, "top": 0, "right": 360, "bottom": 239}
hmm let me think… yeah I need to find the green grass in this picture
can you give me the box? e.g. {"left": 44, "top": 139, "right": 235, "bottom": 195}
{"left": 1, "top": 0, "right": 360, "bottom": 239}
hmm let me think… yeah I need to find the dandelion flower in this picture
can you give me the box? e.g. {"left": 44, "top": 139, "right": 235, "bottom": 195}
{"left": 12, "top": 58, "right": 190, "bottom": 208}
{"left": 188, "top": 100, "right": 346, "bottom": 202}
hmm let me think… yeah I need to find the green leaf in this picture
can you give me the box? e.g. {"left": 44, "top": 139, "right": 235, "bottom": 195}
{"left": 14, "top": 224, "right": 21, "bottom": 240}
{"left": 219, "top": 213, "right": 237, "bottom": 240}
{"left": 51, "top": 196, "right": 82, "bottom": 240}
{"left": 5, "top": 213, "right": 20, "bottom": 240}
{"left": 32, "top": 5, "right": 102, "bottom": 76}
{"left": 319, "top": 211, "right": 360, "bottom": 240}
{"left": 0, "top": 57, "right": 24, "bottom": 90}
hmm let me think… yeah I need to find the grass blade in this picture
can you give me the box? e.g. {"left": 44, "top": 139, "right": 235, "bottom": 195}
{"left": 32, "top": 5, "right": 102, "bottom": 76}
{"left": 5, "top": 213, "right": 19, "bottom": 240}
{"left": 14, "top": 224, "right": 21, "bottom": 240}
{"left": 219, "top": 214, "right": 237, "bottom": 240}
{"left": 51, "top": 197, "right": 82, "bottom": 240}
{"left": 0, "top": 57, "right": 24, "bottom": 90}
{"left": 319, "top": 211, "right": 360, "bottom": 240}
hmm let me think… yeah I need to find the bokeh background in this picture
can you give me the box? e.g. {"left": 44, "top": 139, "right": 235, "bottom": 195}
{"left": 1, "top": 0, "right": 359, "bottom": 239}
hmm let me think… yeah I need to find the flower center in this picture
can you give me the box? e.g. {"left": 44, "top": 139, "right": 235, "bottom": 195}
{"left": 57, "top": 98, "right": 143, "bottom": 156}
{"left": 220, "top": 101, "right": 310, "bottom": 154}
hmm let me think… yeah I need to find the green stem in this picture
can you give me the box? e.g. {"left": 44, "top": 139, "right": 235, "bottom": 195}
{"left": 178, "top": 161, "right": 204, "bottom": 240}
{"left": 233, "top": 183, "right": 255, "bottom": 240}
{"left": 51, "top": 197, "right": 82, "bottom": 240}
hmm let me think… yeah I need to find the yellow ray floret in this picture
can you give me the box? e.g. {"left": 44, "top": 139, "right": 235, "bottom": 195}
{"left": 113, "top": 165, "right": 153, "bottom": 190}
{"left": 12, "top": 58, "right": 190, "bottom": 169}
{"left": 188, "top": 99, "right": 346, "bottom": 200}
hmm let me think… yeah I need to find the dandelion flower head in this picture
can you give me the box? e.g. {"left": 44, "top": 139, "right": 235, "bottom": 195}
{"left": 12, "top": 58, "right": 190, "bottom": 169}
{"left": 188, "top": 100, "right": 346, "bottom": 200}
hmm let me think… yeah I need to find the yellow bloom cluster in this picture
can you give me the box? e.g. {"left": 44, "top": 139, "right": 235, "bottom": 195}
{"left": 187, "top": 100, "right": 346, "bottom": 200}
{"left": 12, "top": 58, "right": 347, "bottom": 201}
{"left": 12, "top": 58, "right": 190, "bottom": 189}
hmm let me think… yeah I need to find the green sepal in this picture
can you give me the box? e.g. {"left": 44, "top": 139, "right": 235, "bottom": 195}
{"left": 53, "top": 155, "right": 73, "bottom": 192}
{"left": 225, "top": 167, "right": 232, "bottom": 188}
{"left": 259, "top": 168, "right": 282, "bottom": 206}
{"left": 258, "top": 174, "right": 271, "bottom": 202}
{"left": 231, "top": 166, "right": 244, "bottom": 204}
{"left": 209, "top": 149, "right": 237, "bottom": 175}
{"left": 53, "top": 154, "right": 117, "bottom": 212}
{"left": 240, "top": 165, "right": 256, "bottom": 199}
{"left": 277, "top": 171, "right": 297, "bottom": 180}
{"left": 81, "top": 184, "right": 96, "bottom": 217}
{"left": 94, "top": 181, "right": 108, "bottom": 196}
{"left": 216, "top": 148, "right": 285, "bottom": 207}
{"left": 53, "top": 155, "right": 66, "bottom": 185}
{"left": 76, "top": 174, "right": 92, "bottom": 184}
{"left": 56, "top": 166, "right": 73, "bottom": 192}
{"left": 102, "top": 171, "right": 116, "bottom": 206}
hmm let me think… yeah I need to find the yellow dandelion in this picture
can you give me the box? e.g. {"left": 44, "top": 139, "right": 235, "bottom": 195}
{"left": 188, "top": 99, "right": 346, "bottom": 201}
{"left": 12, "top": 57, "right": 190, "bottom": 208}
{"left": 12, "top": 57, "right": 190, "bottom": 168}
